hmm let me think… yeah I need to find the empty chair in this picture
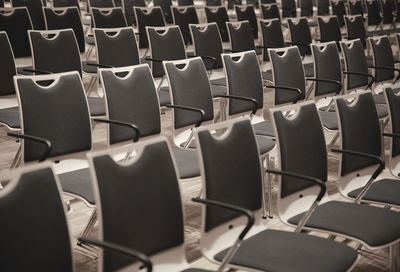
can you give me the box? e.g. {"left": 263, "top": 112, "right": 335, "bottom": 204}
{"left": 88, "top": 0, "right": 114, "bottom": 8}
{"left": 134, "top": 6, "right": 165, "bottom": 49}
{"left": 349, "top": 0, "right": 365, "bottom": 16}
{"left": 171, "top": 6, "right": 199, "bottom": 44}
{"left": 366, "top": 0, "right": 382, "bottom": 27}
{"left": 261, "top": 3, "right": 281, "bottom": 20}
{"left": 381, "top": 0, "right": 395, "bottom": 25}
{"left": 204, "top": 6, "right": 229, "bottom": 42}
{"left": 52, "top": 0, "right": 80, "bottom": 10}
{"left": 91, "top": 7, "right": 127, "bottom": 28}
{"left": 317, "top": 0, "right": 330, "bottom": 15}
{"left": 300, "top": 0, "right": 314, "bottom": 17}
{"left": 154, "top": 0, "right": 173, "bottom": 24}
{"left": 287, "top": 17, "right": 312, "bottom": 56}
{"left": 226, "top": 21, "right": 261, "bottom": 55}
{"left": 11, "top": 0, "right": 45, "bottom": 29}
{"left": 93, "top": 27, "right": 140, "bottom": 68}
{"left": 331, "top": 0, "right": 347, "bottom": 26}
{"left": 234, "top": 5, "right": 258, "bottom": 38}
{"left": 178, "top": 0, "right": 194, "bottom": 5}
{"left": 282, "top": 0, "right": 297, "bottom": 17}
{"left": 0, "top": 7, "right": 32, "bottom": 58}
{"left": 121, "top": 0, "right": 145, "bottom": 25}
{"left": 43, "top": 7, "right": 85, "bottom": 53}
{"left": 345, "top": 15, "right": 368, "bottom": 48}
{"left": 192, "top": 118, "right": 358, "bottom": 272}
{"left": 317, "top": 16, "right": 342, "bottom": 45}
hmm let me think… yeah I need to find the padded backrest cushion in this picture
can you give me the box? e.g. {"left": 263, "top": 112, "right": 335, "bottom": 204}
{"left": 386, "top": 88, "right": 400, "bottom": 157}
{"left": 92, "top": 8, "right": 127, "bottom": 28}
{"left": 0, "top": 32, "right": 16, "bottom": 95}
{"left": 235, "top": 6, "right": 258, "bottom": 38}
{"left": 12, "top": 0, "right": 45, "bottom": 29}
{"left": 204, "top": 7, "right": 229, "bottom": 41}
{"left": 370, "top": 36, "right": 394, "bottom": 83}
{"left": 227, "top": 21, "right": 255, "bottom": 52}
{"left": 260, "top": 19, "right": 284, "bottom": 61}
{"left": 135, "top": 7, "right": 165, "bottom": 48}
{"left": 341, "top": 39, "right": 368, "bottom": 89}
{"left": 191, "top": 24, "right": 223, "bottom": 69}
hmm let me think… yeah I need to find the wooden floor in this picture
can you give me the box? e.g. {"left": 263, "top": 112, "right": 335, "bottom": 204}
{"left": 0, "top": 88, "right": 396, "bottom": 271}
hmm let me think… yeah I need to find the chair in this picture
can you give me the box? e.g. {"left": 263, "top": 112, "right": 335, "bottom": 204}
{"left": 259, "top": 19, "right": 284, "bottom": 63}
{"left": 52, "top": 0, "right": 80, "bottom": 11}
{"left": 43, "top": 7, "right": 85, "bottom": 53}
{"left": 287, "top": 17, "right": 313, "bottom": 56}
{"left": 270, "top": 99, "right": 400, "bottom": 268}
{"left": 366, "top": 0, "right": 382, "bottom": 27}
{"left": 121, "top": 0, "right": 145, "bottom": 26}
{"left": 91, "top": 7, "right": 127, "bottom": 28}
{"left": 331, "top": 0, "right": 347, "bottom": 26}
{"left": 171, "top": 6, "right": 199, "bottom": 44}
{"left": 0, "top": 163, "right": 152, "bottom": 272}
{"left": 134, "top": 6, "right": 165, "bottom": 49}
{"left": 93, "top": 27, "right": 140, "bottom": 68}
{"left": 98, "top": 64, "right": 201, "bottom": 179}
{"left": 234, "top": 5, "right": 258, "bottom": 39}
{"left": 204, "top": 6, "right": 229, "bottom": 42}
{"left": 282, "top": 0, "right": 297, "bottom": 17}
{"left": 317, "top": 16, "right": 342, "bottom": 46}
{"left": 88, "top": 0, "right": 114, "bottom": 8}
{"left": 11, "top": 0, "right": 45, "bottom": 29}
{"left": 226, "top": 21, "right": 262, "bottom": 55}
{"left": 345, "top": 15, "right": 368, "bottom": 48}
{"left": 260, "top": 3, "right": 281, "bottom": 21}
{"left": 28, "top": 29, "right": 106, "bottom": 116}
{"left": 154, "top": 0, "right": 173, "bottom": 24}
{"left": 192, "top": 118, "right": 358, "bottom": 272}
{"left": 0, "top": 7, "right": 32, "bottom": 58}
{"left": 381, "top": 0, "right": 395, "bottom": 25}
{"left": 317, "top": 0, "right": 330, "bottom": 15}
{"left": 349, "top": 0, "right": 365, "bottom": 16}
{"left": 300, "top": 0, "right": 314, "bottom": 17}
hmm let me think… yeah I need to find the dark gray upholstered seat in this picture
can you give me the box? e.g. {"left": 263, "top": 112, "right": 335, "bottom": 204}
{"left": 318, "top": 111, "right": 338, "bottom": 130}
{"left": 376, "top": 103, "right": 388, "bottom": 118}
{"left": 87, "top": 97, "right": 106, "bottom": 116}
{"left": 82, "top": 61, "right": 98, "bottom": 74}
{"left": 210, "top": 77, "right": 226, "bottom": 86}
{"left": 85, "top": 35, "right": 95, "bottom": 45}
{"left": 253, "top": 121, "right": 275, "bottom": 137}
{"left": 288, "top": 200, "right": 400, "bottom": 247}
{"left": 287, "top": 17, "right": 312, "bottom": 56}
{"left": 348, "top": 179, "right": 400, "bottom": 206}
{"left": 262, "top": 70, "right": 273, "bottom": 81}
{"left": 58, "top": 168, "right": 95, "bottom": 205}
{"left": 0, "top": 106, "right": 20, "bottom": 128}
{"left": 158, "top": 88, "right": 171, "bottom": 106}
{"left": 204, "top": 7, "right": 229, "bottom": 42}
{"left": 214, "top": 229, "right": 357, "bottom": 272}
{"left": 303, "top": 62, "right": 314, "bottom": 77}
{"left": 171, "top": 147, "right": 200, "bottom": 179}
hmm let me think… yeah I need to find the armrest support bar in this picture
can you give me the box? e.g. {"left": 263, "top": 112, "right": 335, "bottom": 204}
{"left": 93, "top": 118, "right": 140, "bottom": 142}
{"left": 7, "top": 132, "right": 52, "bottom": 162}
{"left": 342, "top": 71, "right": 375, "bottom": 90}
{"left": 78, "top": 237, "right": 152, "bottom": 272}
{"left": 306, "top": 77, "right": 342, "bottom": 94}
{"left": 264, "top": 84, "right": 302, "bottom": 103}
{"left": 144, "top": 57, "right": 164, "bottom": 63}
{"left": 215, "top": 94, "right": 259, "bottom": 118}
{"left": 368, "top": 65, "right": 400, "bottom": 83}
{"left": 86, "top": 62, "right": 114, "bottom": 69}
{"left": 165, "top": 104, "right": 205, "bottom": 128}
{"left": 21, "top": 68, "right": 52, "bottom": 75}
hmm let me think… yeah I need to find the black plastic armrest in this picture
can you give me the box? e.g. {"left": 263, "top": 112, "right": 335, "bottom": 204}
{"left": 266, "top": 169, "right": 326, "bottom": 232}
{"left": 144, "top": 57, "right": 164, "bottom": 63}
{"left": 21, "top": 68, "right": 52, "bottom": 75}
{"left": 264, "top": 84, "right": 302, "bottom": 103}
{"left": 85, "top": 62, "right": 114, "bottom": 69}
{"left": 93, "top": 118, "right": 141, "bottom": 142}
{"left": 342, "top": 71, "right": 375, "bottom": 89}
{"left": 196, "top": 55, "right": 217, "bottom": 70}
{"left": 87, "top": 34, "right": 93, "bottom": 37}
{"left": 165, "top": 104, "right": 205, "bottom": 127}
{"left": 214, "top": 94, "right": 259, "bottom": 117}
{"left": 383, "top": 132, "right": 400, "bottom": 139}
{"left": 7, "top": 132, "right": 52, "bottom": 162}
{"left": 306, "top": 77, "right": 343, "bottom": 94}
{"left": 368, "top": 65, "right": 400, "bottom": 83}
{"left": 286, "top": 41, "right": 310, "bottom": 48}
{"left": 78, "top": 237, "right": 152, "bottom": 272}
{"left": 255, "top": 45, "right": 269, "bottom": 49}
{"left": 134, "top": 32, "right": 144, "bottom": 36}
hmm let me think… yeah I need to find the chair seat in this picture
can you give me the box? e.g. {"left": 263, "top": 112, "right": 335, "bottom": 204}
{"left": 0, "top": 106, "right": 20, "bottom": 129}
{"left": 318, "top": 111, "right": 338, "bottom": 130}
{"left": 253, "top": 120, "right": 275, "bottom": 137}
{"left": 373, "top": 93, "right": 386, "bottom": 104}
{"left": 348, "top": 178, "right": 400, "bottom": 206}
{"left": 303, "top": 62, "right": 314, "bottom": 77}
{"left": 85, "top": 35, "right": 95, "bottom": 46}
{"left": 82, "top": 61, "right": 98, "bottom": 74}
{"left": 210, "top": 77, "right": 226, "bottom": 86}
{"left": 16, "top": 66, "right": 33, "bottom": 75}
{"left": 181, "top": 133, "right": 275, "bottom": 155}
{"left": 87, "top": 97, "right": 106, "bottom": 116}
{"left": 288, "top": 200, "right": 400, "bottom": 247}
{"left": 262, "top": 70, "right": 273, "bottom": 82}
{"left": 58, "top": 168, "right": 95, "bottom": 205}
{"left": 171, "top": 147, "right": 200, "bottom": 179}
{"left": 211, "top": 84, "right": 227, "bottom": 97}
{"left": 214, "top": 229, "right": 357, "bottom": 272}
{"left": 376, "top": 103, "right": 388, "bottom": 118}
{"left": 158, "top": 87, "right": 171, "bottom": 106}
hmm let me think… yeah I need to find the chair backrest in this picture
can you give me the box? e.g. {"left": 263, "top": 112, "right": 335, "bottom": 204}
{"left": 369, "top": 35, "right": 395, "bottom": 83}
{"left": 0, "top": 32, "right": 16, "bottom": 96}
{"left": 206, "top": 0, "right": 222, "bottom": 6}
{"left": 43, "top": 7, "right": 85, "bottom": 53}
{"left": 227, "top": 21, "right": 255, "bottom": 53}
{"left": 259, "top": 18, "right": 284, "bottom": 62}
{"left": 0, "top": 7, "right": 33, "bottom": 58}
{"left": 88, "top": 137, "right": 184, "bottom": 271}
{"left": 382, "top": 0, "right": 395, "bottom": 24}
{"left": 29, "top": 29, "right": 82, "bottom": 75}
{"left": 334, "top": 91, "right": 381, "bottom": 176}
{"left": 318, "top": 16, "right": 342, "bottom": 43}
{"left": 287, "top": 17, "right": 312, "bottom": 56}
{"left": 300, "top": 0, "right": 314, "bottom": 17}
{"left": 171, "top": 6, "right": 199, "bottom": 44}
{"left": 15, "top": 71, "right": 92, "bottom": 162}
{"left": 366, "top": 0, "right": 382, "bottom": 26}
{"left": 190, "top": 23, "right": 224, "bottom": 69}
{"left": 261, "top": 3, "right": 280, "bottom": 20}
{"left": 147, "top": 25, "right": 186, "bottom": 78}
{"left": 0, "top": 164, "right": 73, "bottom": 272}
{"left": 99, "top": 64, "right": 161, "bottom": 144}
{"left": 311, "top": 41, "right": 342, "bottom": 98}
{"left": 349, "top": 0, "right": 364, "bottom": 16}
{"left": 88, "top": 0, "right": 114, "bottom": 8}
{"left": 222, "top": 51, "right": 264, "bottom": 116}
{"left": 269, "top": 46, "right": 306, "bottom": 105}
{"left": 228, "top": 0, "right": 242, "bottom": 9}
{"left": 178, "top": 0, "right": 194, "bottom": 5}
{"left": 163, "top": 57, "right": 214, "bottom": 129}
{"left": 331, "top": 0, "right": 347, "bottom": 26}
{"left": 11, "top": 0, "right": 45, "bottom": 29}
{"left": 345, "top": 15, "right": 367, "bottom": 48}
{"left": 234, "top": 5, "right": 258, "bottom": 38}
{"left": 317, "top": 0, "right": 330, "bottom": 14}
{"left": 94, "top": 27, "right": 140, "bottom": 68}
{"left": 194, "top": 118, "right": 263, "bottom": 233}
{"left": 204, "top": 6, "right": 229, "bottom": 42}
{"left": 91, "top": 7, "right": 127, "bottom": 28}
{"left": 282, "top": 0, "right": 297, "bottom": 17}
{"left": 154, "top": 0, "right": 173, "bottom": 23}
{"left": 384, "top": 87, "right": 400, "bottom": 164}
{"left": 134, "top": 6, "right": 165, "bottom": 48}
{"left": 121, "top": 0, "right": 145, "bottom": 25}
{"left": 52, "top": 0, "right": 80, "bottom": 11}
{"left": 340, "top": 38, "right": 368, "bottom": 90}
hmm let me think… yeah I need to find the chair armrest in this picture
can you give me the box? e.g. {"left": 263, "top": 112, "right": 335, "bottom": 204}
{"left": 192, "top": 197, "right": 254, "bottom": 272}
{"left": 331, "top": 148, "right": 385, "bottom": 202}
{"left": 368, "top": 65, "right": 400, "bottom": 83}
{"left": 196, "top": 55, "right": 217, "bottom": 70}
{"left": 286, "top": 41, "right": 310, "bottom": 48}
{"left": 85, "top": 62, "right": 114, "bottom": 69}
{"left": 21, "top": 68, "right": 52, "bottom": 75}
{"left": 165, "top": 104, "right": 205, "bottom": 128}
{"left": 93, "top": 118, "right": 141, "bottom": 142}
{"left": 306, "top": 77, "right": 342, "bottom": 94}
{"left": 7, "top": 132, "right": 52, "bottom": 162}
{"left": 78, "top": 237, "right": 152, "bottom": 272}
{"left": 266, "top": 169, "right": 326, "bottom": 232}
{"left": 342, "top": 71, "right": 375, "bottom": 90}
{"left": 144, "top": 57, "right": 164, "bottom": 63}
{"left": 264, "top": 84, "right": 302, "bottom": 103}
{"left": 214, "top": 94, "right": 259, "bottom": 118}
{"left": 383, "top": 133, "right": 400, "bottom": 139}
